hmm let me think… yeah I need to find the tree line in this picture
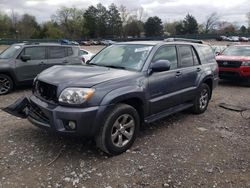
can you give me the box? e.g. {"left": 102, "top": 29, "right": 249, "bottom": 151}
{"left": 0, "top": 4, "right": 250, "bottom": 40}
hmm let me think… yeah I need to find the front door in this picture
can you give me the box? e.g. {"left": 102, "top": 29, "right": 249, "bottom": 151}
{"left": 15, "top": 46, "right": 47, "bottom": 82}
{"left": 148, "top": 45, "right": 183, "bottom": 114}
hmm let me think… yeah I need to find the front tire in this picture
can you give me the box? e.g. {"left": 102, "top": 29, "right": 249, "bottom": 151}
{"left": 192, "top": 83, "right": 210, "bottom": 114}
{"left": 0, "top": 74, "right": 13, "bottom": 95}
{"left": 95, "top": 104, "right": 140, "bottom": 155}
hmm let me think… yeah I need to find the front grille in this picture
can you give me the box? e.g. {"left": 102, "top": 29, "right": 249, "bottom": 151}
{"left": 35, "top": 81, "right": 58, "bottom": 103}
{"left": 217, "top": 61, "right": 242, "bottom": 68}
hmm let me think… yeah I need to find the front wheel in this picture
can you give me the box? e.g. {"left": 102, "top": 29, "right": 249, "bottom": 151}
{"left": 0, "top": 74, "right": 13, "bottom": 95}
{"left": 192, "top": 83, "right": 210, "bottom": 114}
{"left": 95, "top": 104, "right": 140, "bottom": 155}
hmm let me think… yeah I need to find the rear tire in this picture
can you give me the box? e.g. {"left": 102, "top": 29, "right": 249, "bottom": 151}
{"left": 0, "top": 74, "right": 13, "bottom": 95}
{"left": 192, "top": 83, "right": 210, "bottom": 114}
{"left": 95, "top": 104, "right": 140, "bottom": 155}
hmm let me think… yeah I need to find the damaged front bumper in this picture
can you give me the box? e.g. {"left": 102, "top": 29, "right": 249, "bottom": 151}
{"left": 3, "top": 95, "right": 104, "bottom": 137}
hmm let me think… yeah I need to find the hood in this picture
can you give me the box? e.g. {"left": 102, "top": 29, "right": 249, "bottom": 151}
{"left": 216, "top": 55, "right": 250, "bottom": 62}
{"left": 37, "top": 65, "right": 139, "bottom": 88}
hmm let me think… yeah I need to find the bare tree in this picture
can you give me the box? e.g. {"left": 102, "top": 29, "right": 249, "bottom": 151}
{"left": 204, "top": 12, "right": 219, "bottom": 33}
{"left": 119, "top": 5, "right": 129, "bottom": 26}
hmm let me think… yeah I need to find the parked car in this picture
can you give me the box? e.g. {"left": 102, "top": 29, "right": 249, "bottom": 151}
{"left": 4, "top": 40, "right": 218, "bottom": 155}
{"left": 216, "top": 45, "right": 250, "bottom": 82}
{"left": 101, "top": 40, "right": 116, "bottom": 46}
{"left": 239, "top": 37, "right": 249, "bottom": 42}
{"left": 0, "top": 43, "right": 82, "bottom": 94}
{"left": 79, "top": 49, "right": 95, "bottom": 63}
{"left": 80, "top": 41, "right": 91, "bottom": 46}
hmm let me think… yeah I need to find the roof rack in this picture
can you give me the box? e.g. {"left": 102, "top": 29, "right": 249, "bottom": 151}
{"left": 164, "top": 38, "right": 204, "bottom": 44}
{"left": 23, "top": 42, "right": 40, "bottom": 45}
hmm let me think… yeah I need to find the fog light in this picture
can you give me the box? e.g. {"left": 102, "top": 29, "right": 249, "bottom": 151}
{"left": 68, "top": 121, "right": 76, "bottom": 130}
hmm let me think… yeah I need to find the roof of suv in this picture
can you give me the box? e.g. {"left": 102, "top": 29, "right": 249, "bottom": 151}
{"left": 14, "top": 43, "right": 78, "bottom": 47}
{"left": 116, "top": 41, "right": 207, "bottom": 46}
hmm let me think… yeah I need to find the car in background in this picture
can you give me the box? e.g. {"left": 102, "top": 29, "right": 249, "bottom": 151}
{"left": 239, "top": 37, "right": 249, "bottom": 42}
{"left": 80, "top": 41, "right": 91, "bottom": 46}
{"left": 216, "top": 45, "right": 250, "bottom": 83}
{"left": 60, "top": 39, "right": 79, "bottom": 45}
{"left": 0, "top": 43, "right": 82, "bottom": 94}
{"left": 79, "top": 49, "right": 94, "bottom": 63}
{"left": 101, "top": 40, "right": 116, "bottom": 46}
{"left": 212, "top": 45, "right": 227, "bottom": 55}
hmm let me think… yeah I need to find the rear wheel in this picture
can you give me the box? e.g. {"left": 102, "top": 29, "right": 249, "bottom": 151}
{"left": 95, "top": 104, "right": 140, "bottom": 155}
{"left": 192, "top": 83, "right": 210, "bottom": 114}
{"left": 0, "top": 74, "right": 13, "bottom": 95}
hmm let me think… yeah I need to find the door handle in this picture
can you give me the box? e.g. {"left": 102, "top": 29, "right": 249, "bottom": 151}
{"left": 175, "top": 71, "right": 182, "bottom": 77}
{"left": 196, "top": 67, "right": 201, "bottom": 72}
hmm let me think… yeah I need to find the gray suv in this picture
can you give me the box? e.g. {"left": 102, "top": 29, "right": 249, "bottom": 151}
{"left": 0, "top": 43, "right": 82, "bottom": 94}
{"left": 5, "top": 40, "right": 219, "bottom": 155}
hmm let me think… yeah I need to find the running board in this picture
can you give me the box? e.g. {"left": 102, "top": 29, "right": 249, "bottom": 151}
{"left": 145, "top": 103, "right": 193, "bottom": 123}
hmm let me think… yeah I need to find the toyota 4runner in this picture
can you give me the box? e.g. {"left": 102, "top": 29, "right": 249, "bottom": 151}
{"left": 4, "top": 40, "right": 219, "bottom": 155}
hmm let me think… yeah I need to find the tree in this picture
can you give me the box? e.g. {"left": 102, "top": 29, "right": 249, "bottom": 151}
{"left": 204, "top": 12, "right": 219, "bottom": 33}
{"left": 247, "top": 12, "right": 250, "bottom": 28}
{"left": 183, "top": 14, "right": 198, "bottom": 34}
{"left": 108, "top": 3, "right": 122, "bottom": 37}
{"left": 124, "top": 20, "right": 144, "bottom": 37}
{"left": 0, "top": 11, "right": 12, "bottom": 38}
{"left": 53, "top": 7, "right": 85, "bottom": 39}
{"left": 218, "top": 21, "right": 236, "bottom": 34}
{"left": 164, "top": 21, "right": 181, "bottom": 35}
{"left": 175, "top": 21, "right": 185, "bottom": 35}
{"left": 144, "top": 16, "right": 163, "bottom": 37}
{"left": 96, "top": 3, "right": 109, "bottom": 38}
{"left": 239, "top": 25, "right": 247, "bottom": 34}
{"left": 17, "top": 14, "right": 40, "bottom": 38}
{"left": 40, "top": 21, "right": 63, "bottom": 39}
{"left": 84, "top": 6, "right": 98, "bottom": 38}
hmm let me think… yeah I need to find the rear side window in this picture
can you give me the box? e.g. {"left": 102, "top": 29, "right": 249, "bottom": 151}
{"left": 152, "top": 45, "right": 178, "bottom": 70}
{"left": 196, "top": 45, "right": 215, "bottom": 64}
{"left": 67, "top": 47, "right": 73, "bottom": 56}
{"left": 22, "top": 47, "right": 46, "bottom": 60}
{"left": 178, "top": 46, "right": 193, "bottom": 68}
{"left": 48, "top": 47, "right": 66, "bottom": 59}
{"left": 192, "top": 48, "right": 200, "bottom": 65}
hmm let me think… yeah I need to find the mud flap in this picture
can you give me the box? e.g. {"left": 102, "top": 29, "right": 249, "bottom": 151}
{"left": 1, "top": 97, "right": 30, "bottom": 118}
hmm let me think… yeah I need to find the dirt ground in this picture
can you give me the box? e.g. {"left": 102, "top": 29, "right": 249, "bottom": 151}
{"left": 0, "top": 44, "right": 250, "bottom": 188}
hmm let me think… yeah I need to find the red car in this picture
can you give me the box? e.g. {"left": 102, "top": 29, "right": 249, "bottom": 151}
{"left": 216, "top": 45, "right": 250, "bottom": 83}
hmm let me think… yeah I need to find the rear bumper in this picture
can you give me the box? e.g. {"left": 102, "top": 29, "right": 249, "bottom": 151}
{"left": 219, "top": 66, "right": 250, "bottom": 79}
{"left": 27, "top": 95, "right": 109, "bottom": 137}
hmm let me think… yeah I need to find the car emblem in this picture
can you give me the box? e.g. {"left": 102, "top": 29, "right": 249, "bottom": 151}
{"left": 223, "top": 62, "right": 228, "bottom": 65}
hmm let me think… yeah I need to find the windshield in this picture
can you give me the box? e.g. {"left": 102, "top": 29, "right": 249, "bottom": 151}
{"left": 89, "top": 44, "right": 153, "bottom": 71}
{"left": 222, "top": 46, "right": 250, "bottom": 56}
{"left": 0, "top": 45, "right": 21, "bottom": 59}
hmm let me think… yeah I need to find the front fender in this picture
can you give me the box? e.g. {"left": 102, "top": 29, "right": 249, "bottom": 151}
{"left": 100, "top": 86, "right": 146, "bottom": 106}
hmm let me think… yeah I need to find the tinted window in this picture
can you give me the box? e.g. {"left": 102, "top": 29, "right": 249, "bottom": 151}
{"left": 24, "top": 47, "right": 46, "bottom": 60}
{"left": 67, "top": 47, "right": 73, "bottom": 56}
{"left": 196, "top": 45, "right": 215, "bottom": 64}
{"left": 152, "top": 46, "right": 178, "bottom": 70}
{"left": 48, "top": 47, "right": 66, "bottom": 59}
{"left": 192, "top": 48, "right": 200, "bottom": 65}
{"left": 178, "top": 46, "right": 193, "bottom": 68}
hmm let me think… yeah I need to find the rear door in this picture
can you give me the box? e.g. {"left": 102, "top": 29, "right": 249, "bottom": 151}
{"left": 176, "top": 45, "right": 202, "bottom": 102}
{"left": 15, "top": 46, "right": 47, "bottom": 82}
{"left": 46, "top": 46, "right": 68, "bottom": 67}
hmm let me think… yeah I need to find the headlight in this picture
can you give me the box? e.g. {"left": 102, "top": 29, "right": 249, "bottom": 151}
{"left": 59, "top": 88, "right": 95, "bottom": 104}
{"left": 242, "top": 61, "right": 250, "bottom": 66}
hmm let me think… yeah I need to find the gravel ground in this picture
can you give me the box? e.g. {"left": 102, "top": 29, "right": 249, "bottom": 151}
{"left": 0, "top": 81, "right": 249, "bottom": 188}
{"left": 0, "top": 44, "right": 250, "bottom": 188}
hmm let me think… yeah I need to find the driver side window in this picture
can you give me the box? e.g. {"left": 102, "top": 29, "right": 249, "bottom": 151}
{"left": 152, "top": 46, "right": 178, "bottom": 70}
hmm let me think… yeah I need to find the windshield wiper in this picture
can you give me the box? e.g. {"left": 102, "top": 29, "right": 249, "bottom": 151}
{"left": 104, "top": 65, "right": 126, "bottom": 70}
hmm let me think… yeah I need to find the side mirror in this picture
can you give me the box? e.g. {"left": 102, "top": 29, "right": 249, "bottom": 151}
{"left": 21, "top": 55, "right": 31, "bottom": 62}
{"left": 150, "top": 60, "right": 171, "bottom": 72}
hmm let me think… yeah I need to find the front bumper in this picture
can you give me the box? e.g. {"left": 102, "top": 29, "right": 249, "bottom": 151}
{"left": 219, "top": 66, "right": 250, "bottom": 79}
{"left": 5, "top": 95, "right": 109, "bottom": 137}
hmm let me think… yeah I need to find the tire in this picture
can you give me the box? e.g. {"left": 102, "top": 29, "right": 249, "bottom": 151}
{"left": 192, "top": 83, "right": 210, "bottom": 114}
{"left": 95, "top": 104, "right": 140, "bottom": 155}
{"left": 0, "top": 74, "right": 13, "bottom": 95}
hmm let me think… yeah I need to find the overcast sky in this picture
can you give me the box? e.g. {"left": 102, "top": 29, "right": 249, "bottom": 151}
{"left": 0, "top": 0, "right": 249, "bottom": 26}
